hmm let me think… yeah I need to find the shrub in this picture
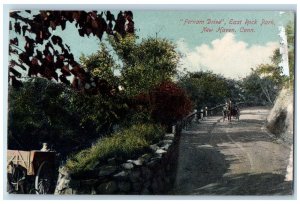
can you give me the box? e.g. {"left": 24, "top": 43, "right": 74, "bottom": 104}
{"left": 65, "top": 124, "right": 165, "bottom": 173}
{"left": 8, "top": 78, "right": 128, "bottom": 154}
{"left": 150, "top": 81, "right": 192, "bottom": 126}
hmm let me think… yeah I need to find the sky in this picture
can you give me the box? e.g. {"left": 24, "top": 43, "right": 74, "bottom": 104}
{"left": 134, "top": 11, "right": 294, "bottom": 79}
{"left": 9, "top": 10, "right": 295, "bottom": 80}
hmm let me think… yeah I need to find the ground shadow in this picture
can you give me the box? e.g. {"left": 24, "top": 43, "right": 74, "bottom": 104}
{"left": 170, "top": 138, "right": 230, "bottom": 194}
{"left": 192, "top": 173, "right": 293, "bottom": 195}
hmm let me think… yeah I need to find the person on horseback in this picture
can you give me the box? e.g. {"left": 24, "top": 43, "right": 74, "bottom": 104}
{"left": 227, "top": 98, "right": 233, "bottom": 122}
{"left": 233, "top": 103, "right": 240, "bottom": 120}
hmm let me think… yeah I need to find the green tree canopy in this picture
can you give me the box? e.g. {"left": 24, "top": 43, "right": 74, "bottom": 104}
{"left": 178, "top": 71, "right": 241, "bottom": 109}
{"left": 109, "top": 34, "right": 179, "bottom": 96}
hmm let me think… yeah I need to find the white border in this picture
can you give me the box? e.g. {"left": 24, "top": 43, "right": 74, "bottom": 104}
{"left": 1, "top": 1, "right": 299, "bottom": 203}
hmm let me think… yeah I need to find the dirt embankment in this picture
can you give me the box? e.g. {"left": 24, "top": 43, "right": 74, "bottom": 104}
{"left": 266, "top": 88, "right": 293, "bottom": 144}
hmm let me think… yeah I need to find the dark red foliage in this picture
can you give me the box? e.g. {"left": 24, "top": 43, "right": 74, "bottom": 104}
{"left": 150, "top": 81, "right": 192, "bottom": 125}
{"left": 131, "top": 81, "right": 192, "bottom": 125}
{"left": 9, "top": 10, "right": 134, "bottom": 92}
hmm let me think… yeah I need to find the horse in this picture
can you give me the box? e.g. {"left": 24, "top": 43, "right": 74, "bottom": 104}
{"left": 222, "top": 106, "right": 229, "bottom": 122}
{"left": 223, "top": 104, "right": 239, "bottom": 122}
{"left": 231, "top": 106, "right": 240, "bottom": 120}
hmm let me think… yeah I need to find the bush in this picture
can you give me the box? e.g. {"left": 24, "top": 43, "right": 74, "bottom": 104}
{"left": 150, "top": 81, "right": 192, "bottom": 126}
{"left": 8, "top": 78, "right": 128, "bottom": 154}
{"left": 65, "top": 124, "right": 165, "bottom": 173}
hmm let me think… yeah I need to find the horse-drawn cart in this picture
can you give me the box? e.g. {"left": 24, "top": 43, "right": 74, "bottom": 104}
{"left": 223, "top": 105, "right": 240, "bottom": 122}
{"left": 7, "top": 150, "right": 56, "bottom": 194}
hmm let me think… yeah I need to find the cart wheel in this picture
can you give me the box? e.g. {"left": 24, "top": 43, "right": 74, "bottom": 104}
{"left": 7, "top": 162, "right": 26, "bottom": 193}
{"left": 35, "top": 161, "right": 54, "bottom": 194}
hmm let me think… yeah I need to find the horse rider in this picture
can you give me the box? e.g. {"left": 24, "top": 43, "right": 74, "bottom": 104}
{"left": 227, "top": 99, "right": 232, "bottom": 122}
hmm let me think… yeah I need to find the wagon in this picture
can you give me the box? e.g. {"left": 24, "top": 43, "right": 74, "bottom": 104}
{"left": 7, "top": 150, "right": 56, "bottom": 194}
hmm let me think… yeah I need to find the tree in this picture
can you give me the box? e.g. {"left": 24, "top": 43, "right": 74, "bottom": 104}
{"left": 241, "top": 66, "right": 281, "bottom": 106}
{"left": 178, "top": 71, "right": 240, "bottom": 109}
{"left": 9, "top": 10, "right": 134, "bottom": 91}
{"left": 79, "top": 43, "right": 122, "bottom": 96}
{"left": 8, "top": 78, "right": 129, "bottom": 153}
{"left": 8, "top": 10, "right": 135, "bottom": 152}
{"left": 108, "top": 34, "right": 179, "bottom": 96}
{"left": 150, "top": 81, "right": 192, "bottom": 126}
{"left": 241, "top": 22, "right": 295, "bottom": 105}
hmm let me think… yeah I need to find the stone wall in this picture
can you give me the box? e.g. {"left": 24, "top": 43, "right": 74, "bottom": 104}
{"left": 54, "top": 125, "right": 181, "bottom": 195}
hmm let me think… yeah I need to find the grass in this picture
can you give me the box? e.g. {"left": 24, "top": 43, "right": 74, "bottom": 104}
{"left": 65, "top": 123, "right": 165, "bottom": 173}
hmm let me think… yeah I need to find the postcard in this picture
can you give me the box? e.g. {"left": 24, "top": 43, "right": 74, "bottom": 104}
{"left": 6, "top": 9, "right": 295, "bottom": 196}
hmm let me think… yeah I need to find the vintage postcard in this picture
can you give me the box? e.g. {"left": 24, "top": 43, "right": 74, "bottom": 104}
{"left": 6, "top": 9, "right": 295, "bottom": 196}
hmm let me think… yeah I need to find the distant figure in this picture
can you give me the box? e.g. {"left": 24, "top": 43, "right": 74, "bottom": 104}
{"left": 205, "top": 107, "right": 208, "bottom": 119}
{"left": 223, "top": 102, "right": 228, "bottom": 122}
{"left": 233, "top": 104, "right": 240, "bottom": 120}
{"left": 227, "top": 99, "right": 233, "bottom": 122}
{"left": 41, "top": 143, "right": 50, "bottom": 152}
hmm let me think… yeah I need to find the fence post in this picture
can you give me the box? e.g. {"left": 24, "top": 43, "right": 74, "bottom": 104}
{"left": 172, "top": 125, "right": 176, "bottom": 134}
{"left": 200, "top": 108, "right": 204, "bottom": 120}
{"left": 193, "top": 109, "right": 197, "bottom": 121}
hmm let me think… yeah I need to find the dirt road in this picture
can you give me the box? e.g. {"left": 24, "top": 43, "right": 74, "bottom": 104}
{"left": 171, "top": 107, "right": 293, "bottom": 195}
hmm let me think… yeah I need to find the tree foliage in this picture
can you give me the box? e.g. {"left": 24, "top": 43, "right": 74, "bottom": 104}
{"left": 109, "top": 34, "right": 179, "bottom": 96}
{"left": 9, "top": 10, "right": 134, "bottom": 91}
{"left": 178, "top": 71, "right": 241, "bottom": 109}
{"left": 241, "top": 23, "right": 295, "bottom": 105}
{"left": 8, "top": 78, "right": 129, "bottom": 153}
{"left": 150, "top": 81, "right": 192, "bottom": 126}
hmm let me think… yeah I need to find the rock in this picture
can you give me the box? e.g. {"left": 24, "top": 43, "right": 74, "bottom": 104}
{"left": 164, "top": 177, "right": 171, "bottom": 185}
{"left": 91, "top": 187, "right": 97, "bottom": 195}
{"left": 132, "top": 182, "right": 142, "bottom": 192}
{"left": 98, "top": 165, "right": 118, "bottom": 177}
{"left": 158, "top": 140, "right": 172, "bottom": 147}
{"left": 141, "top": 187, "right": 151, "bottom": 195}
{"left": 122, "top": 162, "right": 134, "bottom": 170}
{"left": 134, "top": 159, "right": 144, "bottom": 166}
{"left": 150, "top": 144, "right": 159, "bottom": 151}
{"left": 164, "top": 133, "right": 174, "bottom": 139}
{"left": 162, "top": 143, "right": 171, "bottom": 151}
{"left": 129, "top": 171, "right": 141, "bottom": 182}
{"left": 128, "top": 158, "right": 144, "bottom": 166}
{"left": 96, "top": 181, "right": 118, "bottom": 194}
{"left": 143, "top": 180, "right": 151, "bottom": 188}
{"left": 113, "top": 171, "right": 128, "bottom": 178}
{"left": 55, "top": 169, "right": 72, "bottom": 195}
{"left": 80, "top": 179, "right": 98, "bottom": 186}
{"left": 141, "top": 167, "right": 152, "bottom": 179}
{"left": 146, "top": 159, "right": 159, "bottom": 168}
{"left": 163, "top": 139, "right": 173, "bottom": 144}
{"left": 107, "top": 157, "right": 116, "bottom": 165}
{"left": 63, "top": 188, "right": 74, "bottom": 195}
{"left": 118, "top": 181, "right": 131, "bottom": 192}
{"left": 140, "top": 154, "right": 151, "bottom": 162}
{"left": 151, "top": 178, "right": 163, "bottom": 194}
{"left": 156, "top": 169, "right": 165, "bottom": 178}
{"left": 129, "top": 191, "right": 140, "bottom": 195}
{"left": 69, "top": 179, "right": 80, "bottom": 188}
{"left": 77, "top": 186, "right": 93, "bottom": 194}
{"left": 58, "top": 166, "right": 70, "bottom": 176}
{"left": 154, "top": 154, "right": 163, "bottom": 160}
{"left": 113, "top": 172, "right": 128, "bottom": 181}
{"left": 155, "top": 149, "right": 167, "bottom": 154}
